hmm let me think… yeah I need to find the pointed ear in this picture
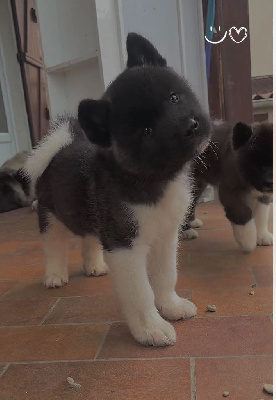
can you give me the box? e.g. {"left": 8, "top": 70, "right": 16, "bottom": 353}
{"left": 232, "top": 122, "right": 253, "bottom": 150}
{"left": 78, "top": 99, "right": 111, "bottom": 147}
{"left": 126, "top": 32, "right": 167, "bottom": 68}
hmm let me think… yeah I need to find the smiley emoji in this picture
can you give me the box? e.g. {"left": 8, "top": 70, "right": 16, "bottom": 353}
{"left": 205, "top": 25, "right": 228, "bottom": 44}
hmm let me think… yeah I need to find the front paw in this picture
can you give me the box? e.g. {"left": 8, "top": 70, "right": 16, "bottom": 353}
{"left": 180, "top": 228, "right": 198, "bottom": 240}
{"left": 84, "top": 262, "right": 108, "bottom": 276}
{"left": 157, "top": 295, "right": 197, "bottom": 321}
{"left": 257, "top": 231, "right": 273, "bottom": 246}
{"left": 190, "top": 218, "right": 203, "bottom": 229}
{"left": 44, "top": 274, "right": 68, "bottom": 288}
{"left": 129, "top": 314, "right": 176, "bottom": 346}
{"left": 232, "top": 220, "right": 257, "bottom": 253}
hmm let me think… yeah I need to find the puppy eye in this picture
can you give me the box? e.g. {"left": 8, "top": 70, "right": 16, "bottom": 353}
{"left": 143, "top": 127, "right": 153, "bottom": 136}
{"left": 170, "top": 92, "right": 179, "bottom": 103}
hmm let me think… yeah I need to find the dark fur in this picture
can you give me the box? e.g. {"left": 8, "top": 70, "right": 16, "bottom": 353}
{"left": 182, "top": 121, "right": 273, "bottom": 231}
{"left": 35, "top": 33, "right": 210, "bottom": 251}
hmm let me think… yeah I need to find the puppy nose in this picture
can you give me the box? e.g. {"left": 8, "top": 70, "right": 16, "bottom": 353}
{"left": 188, "top": 118, "right": 199, "bottom": 132}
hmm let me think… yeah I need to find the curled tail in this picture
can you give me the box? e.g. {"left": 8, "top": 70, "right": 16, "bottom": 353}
{"left": 23, "top": 118, "right": 74, "bottom": 186}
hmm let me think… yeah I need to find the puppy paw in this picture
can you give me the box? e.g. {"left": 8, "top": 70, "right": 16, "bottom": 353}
{"left": 180, "top": 228, "right": 198, "bottom": 240}
{"left": 232, "top": 220, "right": 257, "bottom": 253}
{"left": 44, "top": 274, "right": 68, "bottom": 288}
{"left": 129, "top": 315, "right": 176, "bottom": 346}
{"left": 31, "top": 200, "right": 38, "bottom": 212}
{"left": 84, "top": 262, "right": 108, "bottom": 277}
{"left": 190, "top": 218, "right": 203, "bottom": 229}
{"left": 257, "top": 231, "right": 273, "bottom": 246}
{"left": 158, "top": 296, "right": 197, "bottom": 321}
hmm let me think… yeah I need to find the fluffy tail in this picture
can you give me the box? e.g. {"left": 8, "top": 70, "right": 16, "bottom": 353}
{"left": 23, "top": 119, "right": 73, "bottom": 186}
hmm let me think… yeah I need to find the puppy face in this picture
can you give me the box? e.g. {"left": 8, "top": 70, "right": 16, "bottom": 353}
{"left": 79, "top": 33, "right": 210, "bottom": 179}
{"left": 233, "top": 122, "right": 273, "bottom": 193}
{"left": 0, "top": 170, "right": 27, "bottom": 213}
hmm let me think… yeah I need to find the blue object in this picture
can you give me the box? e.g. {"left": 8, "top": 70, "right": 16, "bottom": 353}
{"left": 205, "top": 0, "right": 216, "bottom": 82}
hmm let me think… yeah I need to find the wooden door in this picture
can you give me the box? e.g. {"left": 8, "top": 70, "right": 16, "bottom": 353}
{"left": 11, "top": 0, "right": 49, "bottom": 145}
{"left": 202, "top": 0, "right": 253, "bottom": 124}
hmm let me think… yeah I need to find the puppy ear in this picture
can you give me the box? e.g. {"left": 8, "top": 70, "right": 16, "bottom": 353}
{"left": 232, "top": 122, "right": 253, "bottom": 150}
{"left": 126, "top": 32, "right": 167, "bottom": 68}
{"left": 78, "top": 99, "right": 111, "bottom": 147}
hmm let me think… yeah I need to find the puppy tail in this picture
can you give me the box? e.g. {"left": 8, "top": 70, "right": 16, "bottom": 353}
{"left": 23, "top": 119, "right": 73, "bottom": 186}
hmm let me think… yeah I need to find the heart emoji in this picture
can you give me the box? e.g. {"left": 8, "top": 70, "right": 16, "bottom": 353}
{"left": 229, "top": 26, "right": 248, "bottom": 43}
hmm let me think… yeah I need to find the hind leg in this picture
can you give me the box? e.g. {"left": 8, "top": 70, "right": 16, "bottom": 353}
{"left": 41, "top": 213, "right": 69, "bottom": 288}
{"left": 180, "top": 181, "right": 206, "bottom": 240}
{"left": 252, "top": 196, "right": 273, "bottom": 246}
{"left": 82, "top": 236, "right": 108, "bottom": 276}
{"left": 219, "top": 187, "right": 257, "bottom": 252}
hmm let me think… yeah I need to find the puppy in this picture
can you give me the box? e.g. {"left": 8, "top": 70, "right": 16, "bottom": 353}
{"left": 0, "top": 151, "right": 33, "bottom": 213}
{"left": 24, "top": 33, "right": 211, "bottom": 346}
{"left": 181, "top": 121, "right": 273, "bottom": 252}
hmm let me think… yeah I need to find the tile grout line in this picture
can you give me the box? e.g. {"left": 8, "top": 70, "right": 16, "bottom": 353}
{"left": 0, "top": 320, "right": 123, "bottom": 329}
{"left": 0, "top": 294, "right": 117, "bottom": 302}
{"left": 190, "top": 358, "right": 197, "bottom": 400}
{"left": 0, "top": 314, "right": 273, "bottom": 329}
{"left": 0, "top": 280, "right": 20, "bottom": 300}
{"left": 4, "top": 353, "right": 273, "bottom": 366}
{"left": 0, "top": 363, "right": 10, "bottom": 378}
{"left": 1, "top": 313, "right": 274, "bottom": 330}
{"left": 94, "top": 323, "right": 111, "bottom": 359}
{"left": 38, "top": 298, "right": 61, "bottom": 326}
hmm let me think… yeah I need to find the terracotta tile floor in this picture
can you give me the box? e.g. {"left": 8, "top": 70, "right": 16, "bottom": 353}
{"left": 0, "top": 202, "right": 273, "bottom": 399}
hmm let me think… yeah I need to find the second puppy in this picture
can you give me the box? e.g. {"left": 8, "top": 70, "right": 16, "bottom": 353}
{"left": 181, "top": 121, "right": 273, "bottom": 252}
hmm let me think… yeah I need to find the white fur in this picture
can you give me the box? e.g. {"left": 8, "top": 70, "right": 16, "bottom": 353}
{"left": 31, "top": 199, "right": 38, "bottom": 212}
{"left": 44, "top": 229, "right": 108, "bottom": 286}
{"left": 254, "top": 202, "right": 273, "bottom": 246}
{"left": 23, "top": 122, "right": 73, "bottom": 186}
{"left": 43, "top": 215, "right": 69, "bottom": 288}
{"left": 232, "top": 219, "right": 257, "bottom": 253}
{"left": 180, "top": 227, "right": 198, "bottom": 240}
{"left": 148, "top": 230, "right": 197, "bottom": 321}
{"left": 246, "top": 191, "right": 273, "bottom": 246}
{"left": 82, "top": 236, "right": 108, "bottom": 276}
{"left": 105, "top": 169, "right": 196, "bottom": 346}
{"left": 190, "top": 218, "right": 203, "bottom": 228}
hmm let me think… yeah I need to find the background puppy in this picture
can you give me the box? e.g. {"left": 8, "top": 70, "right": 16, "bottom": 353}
{"left": 181, "top": 121, "right": 273, "bottom": 252}
{"left": 0, "top": 151, "right": 33, "bottom": 213}
{"left": 24, "top": 33, "right": 210, "bottom": 346}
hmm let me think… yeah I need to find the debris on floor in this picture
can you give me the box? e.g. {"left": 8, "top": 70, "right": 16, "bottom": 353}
{"left": 251, "top": 283, "right": 257, "bottom": 288}
{"left": 249, "top": 291, "right": 255, "bottom": 295}
{"left": 222, "top": 391, "right": 230, "bottom": 397}
{"left": 67, "top": 377, "right": 81, "bottom": 390}
{"left": 263, "top": 383, "right": 273, "bottom": 394}
{"left": 206, "top": 304, "right": 217, "bottom": 312}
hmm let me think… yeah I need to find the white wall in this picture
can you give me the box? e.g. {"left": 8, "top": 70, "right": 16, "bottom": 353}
{"left": 121, "top": 0, "right": 183, "bottom": 74}
{"left": 0, "top": 0, "right": 31, "bottom": 165}
{"left": 36, "top": 0, "right": 99, "bottom": 69}
{"left": 36, "top": 0, "right": 104, "bottom": 117}
{"left": 47, "top": 58, "right": 103, "bottom": 116}
{"left": 249, "top": 0, "right": 273, "bottom": 77}
{"left": 37, "top": 0, "right": 208, "bottom": 118}
{"left": 119, "top": 0, "right": 208, "bottom": 111}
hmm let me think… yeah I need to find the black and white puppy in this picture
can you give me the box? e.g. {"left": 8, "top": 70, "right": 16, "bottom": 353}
{"left": 181, "top": 121, "right": 273, "bottom": 252}
{"left": 0, "top": 151, "right": 33, "bottom": 213}
{"left": 24, "top": 33, "right": 211, "bottom": 346}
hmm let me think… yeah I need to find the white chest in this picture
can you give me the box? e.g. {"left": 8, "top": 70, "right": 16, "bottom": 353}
{"left": 132, "top": 169, "right": 192, "bottom": 245}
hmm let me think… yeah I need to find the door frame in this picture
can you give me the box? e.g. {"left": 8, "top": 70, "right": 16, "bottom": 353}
{"left": 0, "top": 0, "right": 31, "bottom": 163}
